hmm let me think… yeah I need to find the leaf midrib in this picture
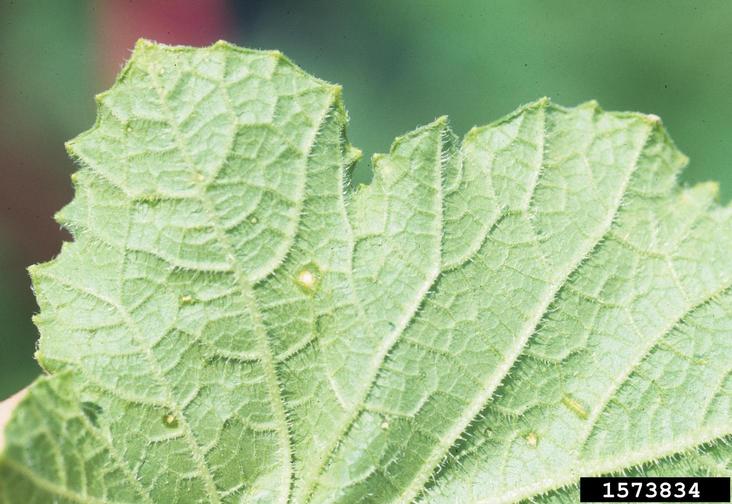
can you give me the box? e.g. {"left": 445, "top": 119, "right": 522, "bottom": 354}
{"left": 474, "top": 280, "right": 732, "bottom": 503}
{"left": 2, "top": 457, "right": 120, "bottom": 504}
{"left": 491, "top": 428, "right": 731, "bottom": 504}
{"left": 32, "top": 270, "right": 210, "bottom": 502}
{"left": 401, "top": 114, "right": 654, "bottom": 503}
{"left": 145, "top": 56, "right": 336, "bottom": 503}
{"left": 576, "top": 280, "right": 732, "bottom": 457}
{"left": 299, "top": 121, "right": 448, "bottom": 503}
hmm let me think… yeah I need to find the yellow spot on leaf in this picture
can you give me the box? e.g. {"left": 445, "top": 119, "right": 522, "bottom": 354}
{"left": 561, "top": 394, "right": 588, "bottom": 419}
{"left": 162, "top": 413, "right": 178, "bottom": 428}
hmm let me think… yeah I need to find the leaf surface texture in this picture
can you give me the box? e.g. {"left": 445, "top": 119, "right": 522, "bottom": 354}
{"left": 1, "top": 41, "right": 730, "bottom": 504}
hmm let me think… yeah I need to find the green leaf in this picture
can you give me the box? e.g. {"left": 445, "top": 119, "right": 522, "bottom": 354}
{"left": 1, "top": 40, "right": 730, "bottom": 503}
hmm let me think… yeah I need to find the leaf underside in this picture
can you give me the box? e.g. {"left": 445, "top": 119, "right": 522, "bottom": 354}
{"left": 0, "top": 40, "right": 730, "bottom": 504}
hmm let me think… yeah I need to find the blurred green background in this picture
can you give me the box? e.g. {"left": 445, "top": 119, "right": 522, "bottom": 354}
{"left": 1, "top": 0, "right": 731, "bottom": 397}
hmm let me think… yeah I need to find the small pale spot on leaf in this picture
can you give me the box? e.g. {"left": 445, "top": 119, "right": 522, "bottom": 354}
{"left": 162, "top": 413, "right": 179, "bottom": 428}
{"left": 295, "top": 262, "right": 321, "bottom": 294}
